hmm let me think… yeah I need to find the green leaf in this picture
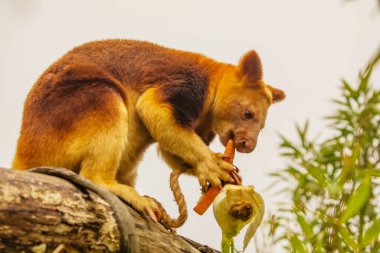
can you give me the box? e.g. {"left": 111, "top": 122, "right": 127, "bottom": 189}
{"left": 290, "top": 234, "right": 309, "bottom": 253}
{"left": 358, "top": 51, "right": 378, "bottom": 94}
{"left": 331, "top": 98, "right": 347, "bottom": 107}
{"left": 296, "top": 214, "right": 313, "bottom": 238}
{"left": 296, "top": 121, "right": 309, "bottom": 148}
{"left": 372, "top": 243, "right": 380, "bottom": 253}
{"left": 327, "top": 182, "right": 343, "bottom": 196}
{"left": 338, "top": 225, "right": 359, "bottom": 252}
{"left": 312, "top": 247, "right": 325, "bottom": 253}
{"left": 357, "top": 169, "right": 380, "bottom": 178}
{"left": 358, "top": 70, "right": 370, "bottom": 94}
{"left": 337, "top": 145, "right": 360, "bottom": 185}
{"left": 271, "top": 51, "right": 380, "bottom": 252}
{"left": 342, "top": 79, "right": 355, "bottom": 98}
{"left": 361, "top": 217, "right": 380, "bottom": 247}
{"left": 301, "top": 163, "right": 328, "bottom": 186}
{"left": 340, "top": 175, "right": 372, "bottom": 223}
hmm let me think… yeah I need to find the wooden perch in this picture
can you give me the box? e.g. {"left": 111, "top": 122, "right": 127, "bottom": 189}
{"left": 0, "top": 167, "right": 220, "bottom": 253}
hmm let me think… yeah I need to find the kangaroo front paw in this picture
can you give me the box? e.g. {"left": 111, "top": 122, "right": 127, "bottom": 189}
{"left": 196, "top": 152, "right": 235, "bottom": 188}
{"left": 135, "top": 195, "right": 162, "bottom": 222}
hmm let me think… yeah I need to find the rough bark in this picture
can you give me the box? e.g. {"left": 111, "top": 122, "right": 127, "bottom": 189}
{"left": 0, "top": 167, "right": 220, "bottom": 253}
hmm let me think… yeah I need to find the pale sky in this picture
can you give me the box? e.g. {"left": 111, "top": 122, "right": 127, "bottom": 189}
{"left": 0, "top": 0, "right": 379, "bottom": 252}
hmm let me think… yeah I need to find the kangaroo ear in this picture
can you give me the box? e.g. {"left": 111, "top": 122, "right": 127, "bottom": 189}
{"left": 238, "top": 50, "right": 263, "bottom": 82}
{"left": 267, "top": 85, "right": 286, "bottom": 104}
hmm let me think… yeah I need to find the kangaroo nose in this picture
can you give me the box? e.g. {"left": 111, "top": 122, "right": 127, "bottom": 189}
{"left": 239, "top": 140, "right": 247, "bottom": 148}
{"left": 237, "top": 139, "right": 256, "bottom": 153}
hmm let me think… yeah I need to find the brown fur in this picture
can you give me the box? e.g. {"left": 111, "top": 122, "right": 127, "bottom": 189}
{"left": 13, "top": 40, "right": 285, "bottom": 221}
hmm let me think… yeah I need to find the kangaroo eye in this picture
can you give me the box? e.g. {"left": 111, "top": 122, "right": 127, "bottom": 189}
{"left": 244, "top": 110, "right": 254, "bottom": 119}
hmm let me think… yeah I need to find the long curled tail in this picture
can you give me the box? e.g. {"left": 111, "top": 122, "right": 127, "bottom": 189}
{"left": 154, "top": 170, "right": 188, "bottom": 229}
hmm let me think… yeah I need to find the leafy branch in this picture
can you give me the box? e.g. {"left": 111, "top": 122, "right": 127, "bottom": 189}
{"left": 269, "top": 50, "right": 380, "bottom": 253}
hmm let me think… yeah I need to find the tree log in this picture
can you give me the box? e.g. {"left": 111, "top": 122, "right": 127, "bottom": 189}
{"left": 0, "top": 167, "right": 219, "bottom": 253}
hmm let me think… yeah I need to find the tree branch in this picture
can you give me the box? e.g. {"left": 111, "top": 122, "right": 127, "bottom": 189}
{"left": 0, "top": 167, "right": 220, "bottom": 253}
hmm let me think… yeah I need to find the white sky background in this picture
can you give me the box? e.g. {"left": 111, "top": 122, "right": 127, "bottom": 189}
{"left": 0, "top": 0, "right": 379, "bottom": 252}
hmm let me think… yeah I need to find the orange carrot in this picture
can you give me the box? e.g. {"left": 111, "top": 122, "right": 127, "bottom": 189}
{"left": 223, "top": 139, "right": 235, "bottom": 164}
{"left": 193, "top": 186, "right": 221, "bottom": 215}
{"left": 193, "top": 139, "right": 237, "bottom": 215}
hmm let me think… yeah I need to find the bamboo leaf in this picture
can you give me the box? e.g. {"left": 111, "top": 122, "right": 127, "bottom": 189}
{"left": 337, "top": 145, "right": 360, "bottom": 185}
{"left": 296, "top": 214, "right": 313, "bottom": 238}
{"left": 331, "top": 98, "right": 347, "bottom": 107}
{"left": 296, "top": 121, "right": 309, "bottom": 148}
{"left": 357, "top": 169, "right": 380, "bottom": 178}
{"left": 301, "top": 163, "right": 327, "bottom": 186}
{"left": 358, "top": 51, "right": 378, "bottom": 93}
{"left": 271, "top": 51, "right": 380, "bottom": 253}
{"left": 290, "top": 234, "right": 309, "bottom": 253}
{"left": 372, "top": 243, "right": 380, "bottom": 253}
{"left": 361, "top": 217, "right": 380, "bottom": 247}
{"left": 327, "top": 182, "right": 343, "bottom": 196}
{"left": 338, "top": 225, "right": 359, "bottom": 252}
{"left": 342, "top": 79, "right": 355, "bottom": 98}
{"left": 340, "top": 175, "right": 372, "bottom": 223}
{"left": 313, "top": 247, "right": 325, "bottom": 253}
